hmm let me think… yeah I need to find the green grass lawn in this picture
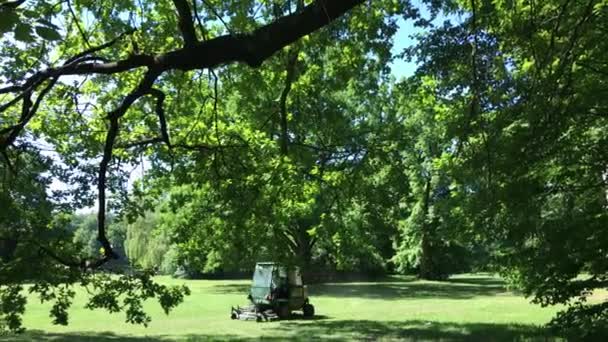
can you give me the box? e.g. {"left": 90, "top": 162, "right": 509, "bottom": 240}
{"left": 1, "top": 274, "right": 571, "bottom": 341}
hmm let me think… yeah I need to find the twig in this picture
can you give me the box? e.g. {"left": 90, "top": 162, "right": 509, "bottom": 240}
{"left": 67, "top": 0, "right": 91, "bottom": 48}
{"left": 201, "top": 0, "right": 233, "bottom": 35}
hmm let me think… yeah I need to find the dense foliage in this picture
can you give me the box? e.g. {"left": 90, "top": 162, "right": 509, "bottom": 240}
{"left": 1, "top": 0, "right": 606, "bottom": 336}
{"left": 405, "top": 0, "right": 608, "bottom": 336}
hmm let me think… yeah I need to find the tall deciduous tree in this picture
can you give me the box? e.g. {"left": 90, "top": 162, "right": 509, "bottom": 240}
{"left": 145, "top": 0, "right": 407, "bottom": 275}
{"left": 0, "top": 0, "right": 369, "bottom": 332}
{"left": 406, "top": 0, "right": 608, "bottom": 335}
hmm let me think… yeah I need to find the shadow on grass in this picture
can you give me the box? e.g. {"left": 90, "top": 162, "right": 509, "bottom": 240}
{"left": 212, "top": 283, "right": 504, "bottom": 300}
{"left": 0, "top": 320, "right": 560, "bottom": 341}
{"left": 311, "top": 281, "right": 506, "bottom": 299}
{"left": 212, "top": 276, "right": 507, "bottom": 300}
{"left": 0, "top": 331, "right": 156, "bottom": 342}
{"left": 271, "top": 320, "right": 560, "bottom": 342}
{"left": 209, "top": 283, "right": 250, "bottom": 294}
{"left": 283, "top": 313, "right": 331, "bottom": 321}
{"left": 446, "top": 276, "right": 506, "bottom": 287}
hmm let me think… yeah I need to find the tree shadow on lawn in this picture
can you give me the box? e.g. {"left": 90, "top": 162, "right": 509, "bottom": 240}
{"left": 271, "top": 319, "right": 560, "bottom": 341}
{"left": 209, "top": 283, "right": 250, "bottom": 295}
{"left": 0, "top": 331, "right": 159, "bottom": 342}
{"left": 211, "top": 276, "right": 507, "bottom": 300}
{"left": 1, "top": 320, "right": 560, "bottom": 341}
{"left": 445, "top": 276, "right": 507, "bottom": 287}
{"left": 310, "top": 281, "right": 505, "bottom": 300}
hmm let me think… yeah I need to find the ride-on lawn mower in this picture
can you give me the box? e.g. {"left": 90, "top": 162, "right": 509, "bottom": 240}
{"left": 230, "top": 262, "right": 315, "bottom": 321}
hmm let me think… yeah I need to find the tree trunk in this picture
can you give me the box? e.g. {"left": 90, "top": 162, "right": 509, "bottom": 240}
{"left": 418, "top": 177, "right": 442, "bottom": 280}
{"left": 0, "top": 238, "right": 17, "bottom": 262}
{"left": 296, "top": 223, "right": 313, "bottom": 266}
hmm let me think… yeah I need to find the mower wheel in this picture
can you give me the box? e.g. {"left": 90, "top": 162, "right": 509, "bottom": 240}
{"left": 302, "top": 303, "right": 315, "bottom": 318}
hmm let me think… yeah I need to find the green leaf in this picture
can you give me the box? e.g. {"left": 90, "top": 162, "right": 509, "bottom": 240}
{"left": 14, "top": 22, "right": 35, "bottom": 42}
{"left": 35, "top": 26, "right": 61, "bottom": 41}
{"left": 22, "top": 9, "right": 38, "bottom": 18}
{"left": 0, "top": 9, "right": 19, "bottom": 34}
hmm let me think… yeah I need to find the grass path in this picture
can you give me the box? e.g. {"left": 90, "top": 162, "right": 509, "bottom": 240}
{"left": 1, "top": 274, "right": 566, "bottom": 341}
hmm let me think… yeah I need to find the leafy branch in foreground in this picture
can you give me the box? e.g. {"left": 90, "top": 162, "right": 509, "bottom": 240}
{"left": 1, "top": 270, "right": 190, "bottom": 333}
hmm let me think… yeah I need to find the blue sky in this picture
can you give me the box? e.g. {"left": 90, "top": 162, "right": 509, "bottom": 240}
{"left": 390, "top": 16, "right": 422, "bottom": 79}
{"left": 390, "top": 1, "right": 463, "bottom": 79}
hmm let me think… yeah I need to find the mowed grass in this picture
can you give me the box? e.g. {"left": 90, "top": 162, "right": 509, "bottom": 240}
{"left": 0, "top": 274, "right": 576, "bottom": 341}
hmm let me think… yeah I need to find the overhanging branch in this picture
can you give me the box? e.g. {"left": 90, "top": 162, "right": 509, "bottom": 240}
{"left": 0, "top": 0, "right": 363, "bottom": 84}
{"left": 96, "top": 69, "right": 161, "bottom": 263}
{"left": 0, "top": 0, "right": 363, "bottom": 149}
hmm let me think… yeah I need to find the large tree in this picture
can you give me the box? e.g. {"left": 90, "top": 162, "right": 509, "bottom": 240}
{"left": 406, "top": 0, "right": 608, "bottom": 336}
{"left": 0, "top": 0, "right": 364, "bottom": 269}
{"left": 0, "top": 0, "right": 370, "bottom": 331}
{"left": 143, "top": 0, "right": 405, "bottom": 275}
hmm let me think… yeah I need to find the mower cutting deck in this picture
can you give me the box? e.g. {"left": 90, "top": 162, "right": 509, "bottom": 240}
{"left": 231, "top": 305, "right": 279, "bottom": 321}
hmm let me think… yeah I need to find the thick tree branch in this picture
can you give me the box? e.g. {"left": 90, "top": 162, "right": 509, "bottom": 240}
{"left": 97, "top": 69, "right": 160, "bottom": 262}
{"left": 164, "top": 0, "right": 364, "bottom": 69}
{"left": 172, "top": 0, "right": 198, "bottom": 47}
{"left": 0, "top": 0, "right": 363, "bottom": 152}
{"left": 2, "top": 0, "right": 363, "bottom": 82}
{"left": 0, "top": 30, "right": 135, "bottom": 147}
{"left": 0, "top": 0, "right": 362, "bottom": 148}
{"left": 0, "top": 85, "right": 23, "bottom": 95}
{"left": 0, "top": 29, "right": 133, "bottom": 112}
{"left": 1, "top": 51, "right": 147, "bottom": 152}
